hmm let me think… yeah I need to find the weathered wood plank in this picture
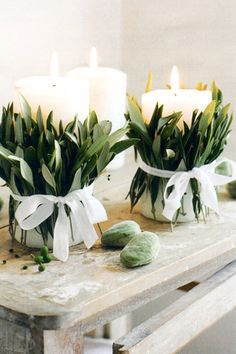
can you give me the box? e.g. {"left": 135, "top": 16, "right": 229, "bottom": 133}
{"left": 0, "top": 158, "right": 235, "bottom": 333}
{"left": 44, "top": 327, "right": 83, "bottom": 354}
{"left": 113, "top": 261, "right": 236, "bottom": 354}
{"left": 0, "top": 319, "right": 83, "bottom": 354}
{"left": 0, "top": 196, "right": 236, "bottom": 333}
{"left": 0, "top": 318, "right": 43, "bottom": 354}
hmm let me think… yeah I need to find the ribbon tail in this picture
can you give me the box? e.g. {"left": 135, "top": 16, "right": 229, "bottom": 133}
{"left": 199, "top": 172, "right": 219, "bottom": 215}
{"left": 72, "top": 189, "right": 107, "bottom": 224}
{"left": 69, "top": 200, "right": 98, "bottom": 249}
{"left": 162, "top": 173, "right": 190, "bottom": 220}
{"left": 53, "top": 203, "right": 70, "bottom": 262}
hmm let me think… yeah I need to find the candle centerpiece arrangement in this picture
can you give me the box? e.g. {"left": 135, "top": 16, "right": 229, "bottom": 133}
{"left": 127, "top": 67, "right": 235, "bottom": 223}
{"left": 0, "top": 98, "right": 136, "bottom": 261}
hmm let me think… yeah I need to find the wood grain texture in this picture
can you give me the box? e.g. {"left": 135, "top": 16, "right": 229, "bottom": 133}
{"left": 113, "top": 261, "right": 236, "bottom": 354}
{"left": 0, "top": 318, "right": 43, "bottom": 354}
{"left": 0, "top": 159, "right": 235, "bottom": 336}
{"left": 0, "top": 319, "right": 83, "bottom": 354}
{"left": 44, "top": 328, "right": 83, "bottom": 354}
{"left": 0, "top": 191, "right": 236, "bottom": 334}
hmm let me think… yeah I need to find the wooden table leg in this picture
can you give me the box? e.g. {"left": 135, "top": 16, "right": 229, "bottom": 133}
{"left": 43, "top": 328, "right": 83, "bottom": 354}
{"left": 0, "top": 318, "right": 83, "bottom": 354}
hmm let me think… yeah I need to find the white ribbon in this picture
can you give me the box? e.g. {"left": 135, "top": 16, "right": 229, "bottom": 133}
{"left": 139, "top": 159, "right": 236, "bottom": 220}
{"left": 13, "top": 185, "right": 107, "bottom": 262}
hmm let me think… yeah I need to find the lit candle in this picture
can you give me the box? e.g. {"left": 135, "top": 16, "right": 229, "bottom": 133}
{"left": 14, "top": 52, "right": 90, "bottom": 125}
{"left": 67, "top": 47, "right": 127, "bottom": 169}
{"left": 141, "top": 66, "right": 212, "bottom": 128}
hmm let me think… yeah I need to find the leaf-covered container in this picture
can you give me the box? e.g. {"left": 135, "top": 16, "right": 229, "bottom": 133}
{"left": 126, "top": 81, "right": 233, "bottom": 223}
{"left": 0, "top": 98, "right": 135, "bottom": 248}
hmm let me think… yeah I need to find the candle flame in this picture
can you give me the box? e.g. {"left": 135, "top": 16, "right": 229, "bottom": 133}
{"left": 89, "top": 47, "right": 98, "bottom": 69}
{"left": 170, "top": 65, "right": 180, "bottom": 94}
{"left": 50, "top": 51, "right": 59, "bottom": 85}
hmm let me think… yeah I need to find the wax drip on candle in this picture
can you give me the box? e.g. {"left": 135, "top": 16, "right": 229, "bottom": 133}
{"left": 170, "top": 65, "right": 179, "bottom": 96}
{"left": 50, "top": 51, "right": 59, "bottom": 87}
{"left": 89, "top": 47, "right": 98, "bottom": 69}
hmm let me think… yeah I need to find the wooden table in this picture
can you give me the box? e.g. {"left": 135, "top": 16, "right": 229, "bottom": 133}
{"left": 0, "top": 161, "right": 236, "bottom": 354}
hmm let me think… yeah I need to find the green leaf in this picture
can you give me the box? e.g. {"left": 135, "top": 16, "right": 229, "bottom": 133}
{"left": 88, "top": 111, "right": 98, "bottom": 131}
{"left": 15, "top": 114, "right": 23, "bottom": 144}
{"left": 86, "top": 135, "right": 108, "bottom": 158}
{"left": 97, "top": 142, "right": 110, "bottom": 173}
{"left": 211, "top": 81, "right": 223, "bottom": 105}
{"left": 65, "top": 132, "right": 79, "bottom": 146}
{"left": 99, "top": 120, "right": 112, "bottom": 135}
{"left": 9, "top": 155, "right": 34, "bottom": 188}
{"left": 198, "top": 101, "right": 216, "bottom": 135}
{"left": 46, "top": 130, "right": 55, "bottom": 146}
{"left": 15, "top": 146, "right": 24, "bottom": 159}
{"left": 18, "top": 95, "right": 32, "bottom": 131}
{"left": 54, "top": 140, "right": 61, "bottom": 173}
{"left": 65, "top": 116, "right": 77, "bottom": 133}
{"left": 36, "top": 106, "right": 44, "bottom": 133}
{"left": 127, "top": 97, "right": 146, "bottom": 128}
{"left": 152, "top": 135, "right": 161, "bottom": 158}
{"left": 5, "top": 111, "right": 13, "bottom": 142}
{"left": 107, "top": 124, "right": 129, "bottom": 147}
{"left": 9, "top": 168, "right": 20, "bottom": 195}
{"left": 42, "top": 164, "right": 56, "bottom": 193}
{"left": 81, "top": 155, "right": 97, "bottom": 182}
{"left": 37, "top": 133, "right": 44, "bottom": 162}
{"left": 69, "top": 168, "right": 82, "bottom": 192}
{"left": 93, "top": 124, "right": 104, "bottom": 140}
{"left": 111, "top": 139, "right": 139, "bottom": 155}
{"left": 0, "top": 145, "right": 12, "bottom": 157}
{"left": 129, "top": 122, "right": 152, "bottom": 146}
{"left": 203, "top": 101, "right": 216, "bottom": 125}
{"left": 145, "top": 72, "right": 153, "bottom": 93}
{"left": 46, "top": 111, "right": 54, "bottom": 131}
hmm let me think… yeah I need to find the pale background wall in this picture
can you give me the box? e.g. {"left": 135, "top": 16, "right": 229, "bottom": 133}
{"left": 0, "top": 0, "right": 122, "bottom": 105}
{"left": 1, "top": 0, "right": 236, "bottom": 352}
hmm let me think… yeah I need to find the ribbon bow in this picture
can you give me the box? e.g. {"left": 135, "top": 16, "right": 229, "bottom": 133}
{"left": 13, "top": 186, "right": 107, "bottom": 262}
{"left": 139, "top": 159, "right": 236, "bottom": 221}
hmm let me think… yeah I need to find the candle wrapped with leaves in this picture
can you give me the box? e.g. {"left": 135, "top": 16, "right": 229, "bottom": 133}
{"left": 126, "top": 81, "right": 236, "bottom": 223}
{"left": 0, "top": 97, "right": 136, "bottom": 261}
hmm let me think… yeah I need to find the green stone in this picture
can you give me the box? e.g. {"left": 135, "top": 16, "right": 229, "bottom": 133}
{"left": 120, "top": 231, "right": 160, "bottom": 268}
{"left": 101, "top": 220, "right": 141, "bottom": 248}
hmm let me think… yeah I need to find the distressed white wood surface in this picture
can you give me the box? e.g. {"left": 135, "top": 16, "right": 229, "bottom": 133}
{"left": 0, "top": 318, "right": 83, "bottom": 354}
{"left": 113, "top": 261, "right": 236, "bottom": 354}
{"left": 0, "top": 158, "right": 236, "bottom": 351}
{"left": 0, "top": 190, "right": 236, "bottom": 332}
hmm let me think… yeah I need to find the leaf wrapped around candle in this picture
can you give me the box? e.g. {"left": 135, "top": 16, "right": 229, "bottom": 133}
{"left": 0, "top": 98, "right": 139, "bottom": 240}
{"left": 126, "top": 80, "right": 233, "bottom": 221}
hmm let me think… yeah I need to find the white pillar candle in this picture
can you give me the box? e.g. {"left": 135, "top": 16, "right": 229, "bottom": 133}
{"left": 67, "top": 47, "right": 127, "bottom": 169}
{"left": 142, "top": 66, "right": 212, "bottom": 128}
{"left": 14, "top": 52, "right": 90, "bottom": 126}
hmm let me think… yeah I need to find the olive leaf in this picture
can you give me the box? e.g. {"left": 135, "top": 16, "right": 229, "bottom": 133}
{"left": 145, "top": 72, "right": 153, "bottom": 93}
{"left": 8, "top": 155, "right": 34, "bottom": 188}
{"left": 42, "top": 163, "right": 56, "bottom": 193}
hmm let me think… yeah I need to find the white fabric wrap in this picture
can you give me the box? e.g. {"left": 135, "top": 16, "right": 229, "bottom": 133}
{"left": 12, "top": 186, "right": 107, "bottom": 262}
{"left": 139, "top": 159, "right": 236, "bottom": 220}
